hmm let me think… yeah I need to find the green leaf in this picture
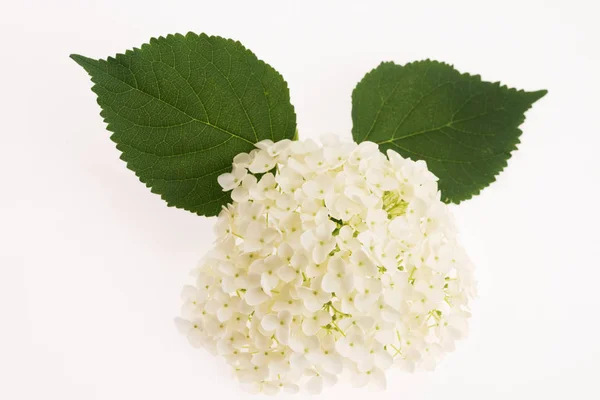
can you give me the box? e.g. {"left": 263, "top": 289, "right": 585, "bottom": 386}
{"left": 352, "top": 60, "right": 546, "bottom": 203}
{"left": 72, "top": 33, "right": 296, "bottom": 216}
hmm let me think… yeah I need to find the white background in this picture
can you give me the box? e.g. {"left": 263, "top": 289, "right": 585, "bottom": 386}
{"left": 2, "top": 0, "right": 599, "bottom": 399}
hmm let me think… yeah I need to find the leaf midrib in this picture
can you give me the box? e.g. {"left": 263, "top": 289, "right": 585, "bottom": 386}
{"left": 376, "top": 110, "right": 501, "bottom": 145}
{"left": 74, "top": 54, "right": 256, "bottom": 146}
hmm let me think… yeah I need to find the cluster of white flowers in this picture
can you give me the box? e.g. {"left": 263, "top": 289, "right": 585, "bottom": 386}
{"left": 175, "top": 136, "right": 475, "bottom": 394}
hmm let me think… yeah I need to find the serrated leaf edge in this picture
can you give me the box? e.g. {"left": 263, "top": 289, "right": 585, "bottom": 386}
{"left": 351, "top": 60, "right": 547, "bottom": 204}
{"left": 71, "top": 32, "right": 297, "bottom": 216}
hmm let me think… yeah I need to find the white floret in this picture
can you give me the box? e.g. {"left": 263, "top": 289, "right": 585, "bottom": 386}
{"left": 176, "top": 137, "right": 476, "bottom": 394}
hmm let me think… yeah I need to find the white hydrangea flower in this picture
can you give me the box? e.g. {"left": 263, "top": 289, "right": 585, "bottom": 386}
{"left": 176, "top": 137, "right": 476, "bottom": 394}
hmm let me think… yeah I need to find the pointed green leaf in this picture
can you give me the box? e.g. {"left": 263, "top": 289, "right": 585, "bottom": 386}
{"left": 352, "top": 60, "right": 546, "bottom": 203}
{"left": 72, "top": 33, "right": 296, "bottom": 216}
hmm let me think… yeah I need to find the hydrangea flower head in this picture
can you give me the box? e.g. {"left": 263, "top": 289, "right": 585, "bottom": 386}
{"left": 176, "top": 136, "right": 476, "bottom": 394}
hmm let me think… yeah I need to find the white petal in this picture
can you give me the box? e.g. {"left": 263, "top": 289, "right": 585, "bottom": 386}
{"left": 174, "top": 317, "right": 192, "bottom": 335}
{"left": 375, "top": 350, "right": 393, "bottom": 369}
{"left": 279, "top": 310, "right": 292, "bottom": 325}
{"left": 232, "top": 152, "right": 251, "bottom": 167}
{"left": 217, "top": 306, "right": 233, "bottom": 322}
{"left": 277, "top": 265, "right": 296, "bottom": 282}
{"left": 357, "top": 356, "right": 375, "bottom": 372}
{"left": 322, "top": 355, "right": 343, "bottom": 374}
{"left": 304, "top": 296, "right": 324, "bottom": 313}
{"left": 374, "top": 328, "right": 395, "bottom": 344}
{"left": 289, "top": 352, "right": 310, "bottom": 369}
{"left": 245, "top": 288, "right": 269, "bottom": 306}
{"left": 255, "top": 139, "right": 274, "bottom": 150}
{"left": 302, "top": 180, "right": 321, "bottom": 198}
{"left": 382, "top": 307, "right": 401, "bottom": 322}
{"left": 317, "top": 310, "right": 332, "bottom": 326}
{"left": 321, "top": 273, "right": 339, "bottom": 294}
{"left": 335, "top": 340, "right": 351, "bottom": 358}
{"left": 395, "top": 358, "right": 415, "bottom": 373}
{"left": 321, "top": 371, "right": 338, "bottom": 387}
{"left": 230, "top": 186, "right": 249, "bottom": 202}
{"left": 276, "top": 326, "right": 290, "bottom": 344}
{"left": 300, "top": 230, "right": 316, "bottom": 250}
{"left": 370, "top": 368, "right": 387, "bottom": 390}
{"left": 288, "top": 335, "right": 306, "bottom": 353}
{"left": 352, "top": 371, "right": 369, "bottom": 388}
{"left": 305, "top": 375, "right": 324, "bottom": 395}
{"left": 313, "top": 245, "right": 331, "bottom": 265}
{"left": 181, "top": 302, "right": 198, "bottom": 319}
{"left": 217, "top": 172, "right": 236, "bottom": 191}
{"left": 261, "top": 272, "right": 279, "bottom": 293}
{"left": 340, "top": 274, "right": 355, "bottom": 294}
{"left": 354, "top": 293, "right": 375, "bottom": 313}
{"left": 261, "top": 314, "right": 279, "bottom": 331}
{"left": 180, "top": 285, "right": 197, "bottom": 301}
{"left": 302, "top": 318, "right": 319, "bottom": 336}
{"left": 253, "top": 332, "right": 272, "bottom": 350}
{"left": 249, "top": 150, "right": 275, "bottom": 173}
{"left": 187, "top": 330, "right": 204, "bottom": 348}
{"left": 262, "top": 383, "right": 279, "bottom": 396}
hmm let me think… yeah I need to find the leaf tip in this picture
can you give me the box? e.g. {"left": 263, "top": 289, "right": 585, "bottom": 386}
{"left": 531, "top": 89, "right": 548, "bottom": 102}
{"left": 70, "top": 54, "right": 100, "bottom": 73}
{"left": 70, "top": 53, "right": 87, "bottom": 63}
